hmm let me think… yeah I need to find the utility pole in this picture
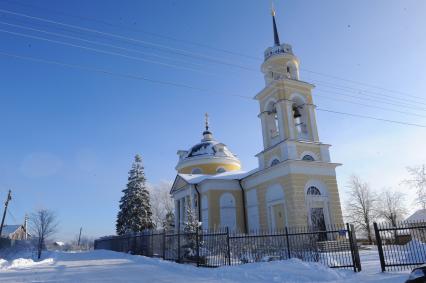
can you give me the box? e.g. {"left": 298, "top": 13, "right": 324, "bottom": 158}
{"left": 77, "top": 227, "right": 82, "bottom": 246}
{"left": 0, "top": 190, "right": 12, "bottom": 237}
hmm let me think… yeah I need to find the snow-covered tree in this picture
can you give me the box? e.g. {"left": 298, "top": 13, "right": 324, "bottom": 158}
{"left": 345, "top": 175, "right": 377, "bottom": 244}
{"left": 162, "top": 211, "right": 175, "bottom": 231}
{"left": 148, "top": 181, "right": 174, "bottom": 229}
{"left": 182, "top": 201, "right": 200, "bottom": 258}
{"left": 377, "top": 188, "right": 407, "bottom": 226}
{"left": 116, "top": 154, "right": 154, "bottom": 235}
{"left": 184, "top": 201, "right": 199, "bottom": 234}
{"left": 404, "top": 165, "right": 426, "bottom": 209}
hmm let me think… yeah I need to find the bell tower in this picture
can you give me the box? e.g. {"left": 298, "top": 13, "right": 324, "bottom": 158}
{"left": 255, "top": 8, "right": 329, "bottom": 169}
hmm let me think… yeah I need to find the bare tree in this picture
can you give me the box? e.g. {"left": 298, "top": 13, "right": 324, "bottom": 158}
{"left": 377, "top": 188, "right": 407, "bottom": 226}
{"left": 30, "top": 209, "right": 58, "bottom": 259}
{"left": 345, "top": 175, "right": 377, "bottom": 244}
{"left": 148, "top": 181, "right": 174, "bottom": 229}
{"left": 403, "top": 165, "right": 426, "bottom": 209}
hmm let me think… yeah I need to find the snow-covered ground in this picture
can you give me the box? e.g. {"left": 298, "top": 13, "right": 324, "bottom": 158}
{"left": 0, "top": 248, "right": 411, "bottom": 282}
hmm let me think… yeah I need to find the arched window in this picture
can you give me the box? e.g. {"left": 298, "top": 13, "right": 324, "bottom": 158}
{"left": 270, "top": 159, "right": 280, "bottom": 166}
{"left": 302, "top": 155, "right": 315, "bottom": 161}
{"left": 220, "top": 193, "right": 236, "bottom": 230}
{"left": 191, "top": 168, "right": 202, "bottom": 174}
{"left": 216, "top": 167, "right": 226, "bottom": 173}
{"left": 307, "top": 186, "right": 321, "bottom": 196}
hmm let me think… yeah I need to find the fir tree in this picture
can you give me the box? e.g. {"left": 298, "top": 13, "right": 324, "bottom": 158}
{"left": 116, "top": 154, "right": 154, "bottom": 235}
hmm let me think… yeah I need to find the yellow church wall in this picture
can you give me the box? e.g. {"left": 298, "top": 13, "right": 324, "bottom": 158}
{"left": 245, "top": 173, "right": 344, "bottom": 229}
{"left": 179, "top": 163, "right": 241, "bottom": 175}
{"left": 202, "top": 189, "right": 245, "bottom": 231}
{"left": 262, "top": 146, "right": 282, "bottom": 167}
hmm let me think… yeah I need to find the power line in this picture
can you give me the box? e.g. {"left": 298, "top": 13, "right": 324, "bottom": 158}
{"left": 1, "top": 0, "right": 261, "bottom": 61}
{"left": 1, "top": 50, "right": 425, "bottom": 128}
{"left": 315, "top": 89, "right": 426, "bottom": 112}
{"left": 316, "top": 108, "right": 426, "bottom": 128}
{"left": 2, "top": 0, "right": 420, "bottom": 104}
{"left": 315, "top": 93, "right": 426, "bottom": 118}
{"left": 301, "top": 68, "right": 424, "bottom": 101}
{"left": 0, "top": 20, "right": 207, "bottom": 69}
{"left": 312, "top": 79, "right": 426, "bottom": 106}
{"left": 1, "top": 7, "right": 424, "bottom": 106}
{"left": 0, "top": 50, "right": 247, "bottom": 99}
{"left": 0, "top": 8, "right": 254, "bottom": 71}
{"left": 0, "top": 27, "right": 217, "bottom": 75}
{"left": 3, "top": 18, "right": 424, "bottom": 111}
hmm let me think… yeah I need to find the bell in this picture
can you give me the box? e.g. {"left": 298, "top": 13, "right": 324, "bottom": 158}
{"left": 293, "top": 106, "right": 302, "bottom": 119}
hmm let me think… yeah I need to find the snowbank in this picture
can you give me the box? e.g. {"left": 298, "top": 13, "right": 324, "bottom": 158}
{"left": 0, "top": 249, "right": 410, "bottom": 283}
{"left": 0, "top": 257, "right": 54, "bottom": 270}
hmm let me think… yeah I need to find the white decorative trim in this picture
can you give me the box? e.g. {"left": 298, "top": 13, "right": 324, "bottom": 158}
{"left": 242, "top": 160, "right": 339, "bottom": 189}
{"left": 304, "top": 179, "right": 329, "bottom": 196}
{"left": 200, "top": 179, "right": 241, "bottom": 192}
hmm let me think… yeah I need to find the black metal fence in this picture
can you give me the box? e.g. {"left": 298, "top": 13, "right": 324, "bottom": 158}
{"left": 374, "top": 221, "right": 426, "bottom": 271}
{"left": 95, "top": 224, "right": 361, "bottom": 271}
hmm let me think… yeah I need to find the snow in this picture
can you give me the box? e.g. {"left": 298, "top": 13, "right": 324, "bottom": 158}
{"left": 179, "top": 169, "right": 257, "bottom": 184}
{"left": 0, "top": 248, "right": 413, "bottom": 282}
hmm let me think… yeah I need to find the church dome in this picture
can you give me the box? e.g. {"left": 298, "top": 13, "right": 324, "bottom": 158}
{"left": 176, "top": 116, "right": 241, "bottom": 175}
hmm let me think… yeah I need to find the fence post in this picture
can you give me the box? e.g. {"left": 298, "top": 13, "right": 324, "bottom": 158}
{"left": 285, "top": 226, "right": 291, "bottom": 259}
{"left": 196, "top": 227, "right": 200, "bottom": 267}
{"left": 162, "top": 230, "right": 166, "bottom": 260}
{"left": 346, "top": 223, "right": 357, "bottom": 273}
{"left": 373, "top": 222, "right": 386, "bottom": 272}
{"left": 349, "top": 224, "right": 362, "bottom": 271}
{"left": 226, "top": 227, "right": 231, "bottom": 266}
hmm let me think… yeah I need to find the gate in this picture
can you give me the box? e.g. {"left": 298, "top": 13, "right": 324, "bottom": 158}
{"left": 374, "top": 221, "right": 426, "bottom": 271}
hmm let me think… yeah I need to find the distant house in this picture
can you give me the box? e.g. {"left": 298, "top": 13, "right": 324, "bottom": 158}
{"left": 0, "top": 224, "right": 29, "bottom": 240}
{"left": 405, "top": 209, "right": 426, "bottom": 242}
{"left": 405, "top": 209, "right": 426, "bottom": 223}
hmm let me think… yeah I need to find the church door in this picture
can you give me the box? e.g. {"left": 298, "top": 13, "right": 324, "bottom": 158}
{"left": 272, "top": 203, "right": 285, "bottom": 230}
{"left": 310, "top": 208, "right": 327, "bottom": 241}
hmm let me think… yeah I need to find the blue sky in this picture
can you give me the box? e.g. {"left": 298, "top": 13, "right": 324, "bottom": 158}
{"left": 0, "top": 0, "right": 425, "bottom": 240}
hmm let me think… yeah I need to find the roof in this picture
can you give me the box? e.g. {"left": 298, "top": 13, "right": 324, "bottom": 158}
{"left": 176, "top": 127, "right": 240, "bottom": 171}
{"left": 405, "top": 209, "right": 426, "bottom": 222}
{"left": 178, "top": 169, "right": 257, "bottom": 185}
{"left": 0, "top": 225, "right": 22, "bottom": 237}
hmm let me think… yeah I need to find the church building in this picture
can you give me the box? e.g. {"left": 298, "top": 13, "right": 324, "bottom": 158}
{"left": 170, "top": 10, "right": 344, "bottom": 232}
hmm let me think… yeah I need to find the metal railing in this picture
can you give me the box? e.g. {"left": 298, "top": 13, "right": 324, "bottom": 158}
{"left": 374, "top": 221, "right": 426, "bottom": 271}
{"left": 95, "top": 223, "right": 361, "bottom": 271}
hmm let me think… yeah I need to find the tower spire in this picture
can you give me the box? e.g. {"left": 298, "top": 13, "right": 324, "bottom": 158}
{"left": 271, "top": 3, "right": 281, "bottom": 46}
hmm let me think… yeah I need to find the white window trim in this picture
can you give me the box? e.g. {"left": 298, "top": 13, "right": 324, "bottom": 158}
{"left": 300, "top": 151, "right": 319, "bottom": 161}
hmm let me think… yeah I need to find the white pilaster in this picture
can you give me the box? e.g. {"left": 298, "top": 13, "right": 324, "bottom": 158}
{"left": 285, "top": 101, "right": 295, "bottom": 139}
{"left": 308, "top": 105, "right": 320, "bottom": 142}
